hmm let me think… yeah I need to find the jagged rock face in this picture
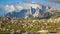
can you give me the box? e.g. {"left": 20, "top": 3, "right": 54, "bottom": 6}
{"left": 43, "top": 12, "right": 52, "bottom": 18}
{"left": 33, "top": 8, "right": 40, "bottom": 18}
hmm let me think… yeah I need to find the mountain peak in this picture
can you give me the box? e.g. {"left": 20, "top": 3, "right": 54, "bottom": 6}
{"left": 0, "top": 2, "right": 56, "bottom": 18}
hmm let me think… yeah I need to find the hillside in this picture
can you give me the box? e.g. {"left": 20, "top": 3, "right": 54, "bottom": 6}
{"left": 0, "top": 15, "right": 60, "bottom": 34}
{"left": 50, "top": 12, "right": 60, "bottom": 19}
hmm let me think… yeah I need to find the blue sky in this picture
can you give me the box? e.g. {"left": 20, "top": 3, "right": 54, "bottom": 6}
{"left": 0, "top": 0, "right": 60, "bottom": 8}
{"left": 0, "top": 0, "right": 25, "bottom": 4}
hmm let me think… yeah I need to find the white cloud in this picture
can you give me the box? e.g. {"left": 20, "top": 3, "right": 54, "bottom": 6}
{"left": 15, "top": 3, "right": 24, "bottom": 11}
{"left": 21, "top": 3, "right": 42, "bottom": 9}
{"left": 4, "top": 4, "right": 24, "bottom": 12}
{"left": 4, "top": 4, "right": 15, "bottom": 12}
{"left": 27, "top": 3, "right": 41, "bottom": 9}
{"left": 3, "top": 2, "right": 42, "bottom": 12}
{"left": 15, "top": 5, "right": 23, "bottom": 10}
{"left": 3, "top": 2, "right": 57, "bottom": 13}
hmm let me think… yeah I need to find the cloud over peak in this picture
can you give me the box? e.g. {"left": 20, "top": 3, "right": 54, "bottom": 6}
{"left": 3, "top": 2, "right": 42, "bottom": 12}
{"left": 4, "top": 4, "right": 15, "bottom": 12}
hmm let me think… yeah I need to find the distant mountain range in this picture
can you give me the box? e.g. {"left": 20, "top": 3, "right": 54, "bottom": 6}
{"left": 0, "top": 2, "right": 58, "bottom": 18}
